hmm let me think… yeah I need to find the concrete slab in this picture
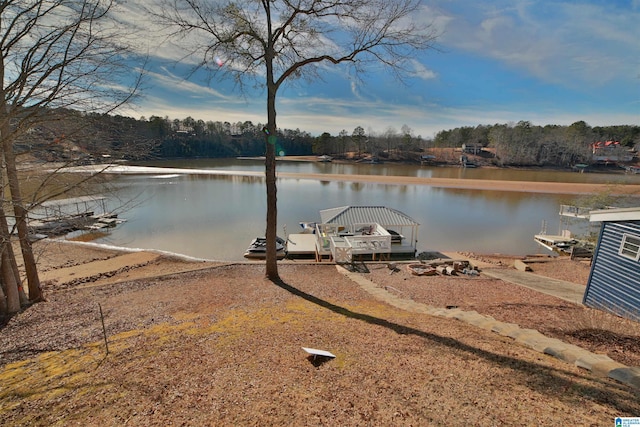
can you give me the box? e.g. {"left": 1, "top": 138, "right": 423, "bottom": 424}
{"left": 609, "top": 367, "right": 640, "bottom": 388}
{"left": 481, "top": 268, "right": 585, "bottom": 305}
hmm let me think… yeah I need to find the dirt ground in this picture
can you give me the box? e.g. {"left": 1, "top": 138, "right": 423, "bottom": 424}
{"left": 367, "top": 254, "right": 640, "bottom": 368}
{"left": 1, "top": 240, "right": 639, "bottom": 426}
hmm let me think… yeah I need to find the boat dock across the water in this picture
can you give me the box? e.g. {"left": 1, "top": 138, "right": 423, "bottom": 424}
{"left": 27, "top": 196, "right": 125, "bottom": 237}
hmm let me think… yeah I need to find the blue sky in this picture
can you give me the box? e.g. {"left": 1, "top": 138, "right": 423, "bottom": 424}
{"left": 121, "top": 0, "right": 640, "bottom": 138}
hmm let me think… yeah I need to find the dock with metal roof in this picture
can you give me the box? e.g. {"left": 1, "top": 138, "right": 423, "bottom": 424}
{"left": 287, "top": 206, "right": 419, "bottom": 262}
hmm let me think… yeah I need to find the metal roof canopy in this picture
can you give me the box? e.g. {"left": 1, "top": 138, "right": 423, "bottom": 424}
{"left": 32, "top": 196, "right": 108, "bottom": 220}
{"left": 589, "top": 207, "right": 640, "bottom": 223}
{"left": 319, "top": 206, "right": 420, "bottom": 252}
{"left": 320, "top": 206, "right": 420, "bottom": 227}
{"left": 40, "top": 195, "right": 107, "bottom": 207}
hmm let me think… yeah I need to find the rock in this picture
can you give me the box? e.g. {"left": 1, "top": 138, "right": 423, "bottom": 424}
{"left": 514, "top": 259, "right": 531, "bottom": 272}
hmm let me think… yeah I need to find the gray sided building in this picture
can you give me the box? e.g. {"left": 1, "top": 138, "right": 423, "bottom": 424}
{"left": 585, "top": 207, "right": 640, "bottom": 322}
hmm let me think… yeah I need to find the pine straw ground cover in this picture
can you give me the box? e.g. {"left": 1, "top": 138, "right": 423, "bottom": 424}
{"left": 0, "top": 263, "right": 639, "bottom": 426}
{"left": 369, "top": 255, "right": 640, "bottom": 368}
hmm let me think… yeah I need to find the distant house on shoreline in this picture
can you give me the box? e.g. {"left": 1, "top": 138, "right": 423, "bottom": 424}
{"left": 591, "top": 141, "right": 634, "bottom": 164}
{"left": 461, "top": 143, "right": 483, "bottom": 155}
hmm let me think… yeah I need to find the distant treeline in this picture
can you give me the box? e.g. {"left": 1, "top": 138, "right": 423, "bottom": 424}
{"left": 19, "top": 110, "right": 315, "bottom": 161}
{"left": 432, "top": 121, "right": 640, "bottom": 166}
{"left": 147, "top": 116, "right": 315, "bottom": 158}
{"left": 20, "top": 111, "right": 640, "bottom": 168}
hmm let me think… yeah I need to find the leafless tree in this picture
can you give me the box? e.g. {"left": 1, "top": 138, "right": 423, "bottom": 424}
{"left": 154, "top": 0, "right": 439, "bottom": 280}
{"left": 0, "top": 0, "right": 144, "bottom": 312}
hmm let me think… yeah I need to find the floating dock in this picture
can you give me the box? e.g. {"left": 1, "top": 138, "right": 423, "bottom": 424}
{"left": 534, "top": 234, "right": 576, "bottom": 251}
{"left": 27, "top": 196, "right": 124, "bottom": 237}
{"left": 286, "top": 234, "right": 317, "bottom": 258}
{"left": 286, "top": 232, "right": 416, "bottom": 262}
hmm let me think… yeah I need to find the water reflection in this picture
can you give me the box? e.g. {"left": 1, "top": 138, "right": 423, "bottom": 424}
{"left": 93, "top": 159, "right": 639, "bottom": 261}
{"left": 434, "top": 187, "right": 558, "bottom": 207}
{"left": 138, "top": 158, "right": 640, "bottom": 185}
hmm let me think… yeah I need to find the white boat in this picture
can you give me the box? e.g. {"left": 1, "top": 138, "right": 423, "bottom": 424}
{"left": 386, "top": 229, "right": 404, "bottom": 243}
{"left": 243, "top": 236, "right": 287, "bottom": 259}
{"left": 625, "top": 166, "right": 640, "bottom": 174}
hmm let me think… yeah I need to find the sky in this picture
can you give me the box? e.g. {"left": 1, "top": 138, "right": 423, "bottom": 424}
{"left": 119, "top": 0, "right": 640, "bottom": 139}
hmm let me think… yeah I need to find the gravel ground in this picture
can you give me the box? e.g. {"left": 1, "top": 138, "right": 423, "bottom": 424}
{"left": 1, "top": 246, "right": 639, "bottom": 425}
{"left": 365, "top": 255, "right": 640, "bottom": 368}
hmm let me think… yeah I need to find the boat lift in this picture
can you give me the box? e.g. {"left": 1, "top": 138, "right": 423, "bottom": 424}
{"left": 534, "top": 204, "right": 596, "bottom": 253}
{"left": 27, "top": 195, "right": 124, "bottom": 236}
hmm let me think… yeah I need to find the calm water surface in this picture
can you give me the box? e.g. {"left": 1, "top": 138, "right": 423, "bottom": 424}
{"left": 92, "top": 159, "right": 640, "bottom": 260}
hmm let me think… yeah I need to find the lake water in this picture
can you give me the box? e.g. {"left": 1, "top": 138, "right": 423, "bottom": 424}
{"left": 91, "top": 158, "right": 640, "bottom": 261}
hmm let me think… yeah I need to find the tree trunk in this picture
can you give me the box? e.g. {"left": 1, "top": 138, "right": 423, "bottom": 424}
{"left": 264, "top": 81, "right": 280, "bottom": 281}
{"left": 1, "top": 121, "right": 42, "bottom": 302}
{"left": 0, "top": 165, "right": 22, "bottom": 313}
{"left": 1, "top": 241, "right": 20, "bottom": 313}
{"left": 264, "top": 10, "right": 280, "bottom": 281}
{"left": 264, "top": 132, "right": 279, "bottom": 280}
{"left": 0, "top": 155, "right": 29, "bottom": 303}
{"left": 0, "top": 274, "right": 7, "bottom": 314}
{"left": 0, "top": 206, "right": 27, "bottom": 306}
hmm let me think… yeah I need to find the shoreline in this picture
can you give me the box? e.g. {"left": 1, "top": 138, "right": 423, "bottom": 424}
{"left": 46, "top": 237, "right": 218, "bottom": 263}
{"left": 277, "top": 172, "right": 640, "bottom": 195}
{"left": 62, "top": 163, "right": 640, "bottom": 195}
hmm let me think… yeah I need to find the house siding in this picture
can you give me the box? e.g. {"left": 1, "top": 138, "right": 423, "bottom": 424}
{"left": 584, "top": 220, "right": 640, "bottom": 322}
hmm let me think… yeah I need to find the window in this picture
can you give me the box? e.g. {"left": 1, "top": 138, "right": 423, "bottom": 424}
{"left": 619, "top": 233, "right": 640, "bottom": 261}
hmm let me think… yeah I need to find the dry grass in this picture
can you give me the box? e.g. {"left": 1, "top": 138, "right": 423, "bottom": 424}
{"left": 1, "top": 252, "right": 639, "bottom": 425}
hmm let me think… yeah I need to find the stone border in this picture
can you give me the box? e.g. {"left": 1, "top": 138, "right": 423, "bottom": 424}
{"left": 336, "top": 265, "right": 640, "bottom": 390}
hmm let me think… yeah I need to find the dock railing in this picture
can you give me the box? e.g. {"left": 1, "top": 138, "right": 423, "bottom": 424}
{"left": 330, "top": 237, "right": 352, "bottom": 263}
{"left": 29, "top": 196, "right": 108, "bottom": 222}
{"left": 315, "top": 223, "right": 342, "bottom": 259}
{"left": 559, "top": 205, "right": 591, "bottom": 219}
{"left": 315, "top": 222, "right": 392, "bottom": 262}
{"left": 348, "top": 223, "right": 391, "bottom": 257}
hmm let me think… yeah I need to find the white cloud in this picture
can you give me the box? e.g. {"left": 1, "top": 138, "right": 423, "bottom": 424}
{"left": 433, "top": 1, "right": 640, "bottom": 88}
{"left": 131, "top": 91, "right": 264, "bottom": 123}
{"left": 410, "top": 60, "right": 437, "bottom": 80}
{"left": 275, "top": 88, "right": 640, "bottom": 138}
{"left": 130, "top": 72, "right": 639, "bottom": 138}
{"left": 147, "top": 67, "right": 236, "bottom": 101}
{"left": 118, "top": 1, "right": 637, "bottom": 138}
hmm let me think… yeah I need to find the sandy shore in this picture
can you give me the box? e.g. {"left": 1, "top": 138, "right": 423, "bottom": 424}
{"left": 278, "top": 172, "right": 640, "bottom": 194}
{"left": 64, "top": 163, "right": 640, "bottom": 195}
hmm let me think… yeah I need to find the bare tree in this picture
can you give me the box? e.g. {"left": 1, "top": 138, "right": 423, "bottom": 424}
{"left": 352, "top": 125, "right": 366, "bottom": 157}
{"left": 382, "top": 126, "right": 398, "bottom": 156}
{"left": 0, "top": 0, "right": 144, "bottom": 310}
{"left": 155, "top": 0, "right": 438, "bottom": 280}
{"left": 338, "top": 129, "right": 349, "bottom": 157}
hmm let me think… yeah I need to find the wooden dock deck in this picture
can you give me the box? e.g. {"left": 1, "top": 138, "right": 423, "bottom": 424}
{"left": 534, "top": 234, "right": 575, "bottom": 251}
{"left": 286, "top": 234, "right": 317, "bottom": 258}
{"left": 286, "top": 233, "right": 416, "bottom": 261}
